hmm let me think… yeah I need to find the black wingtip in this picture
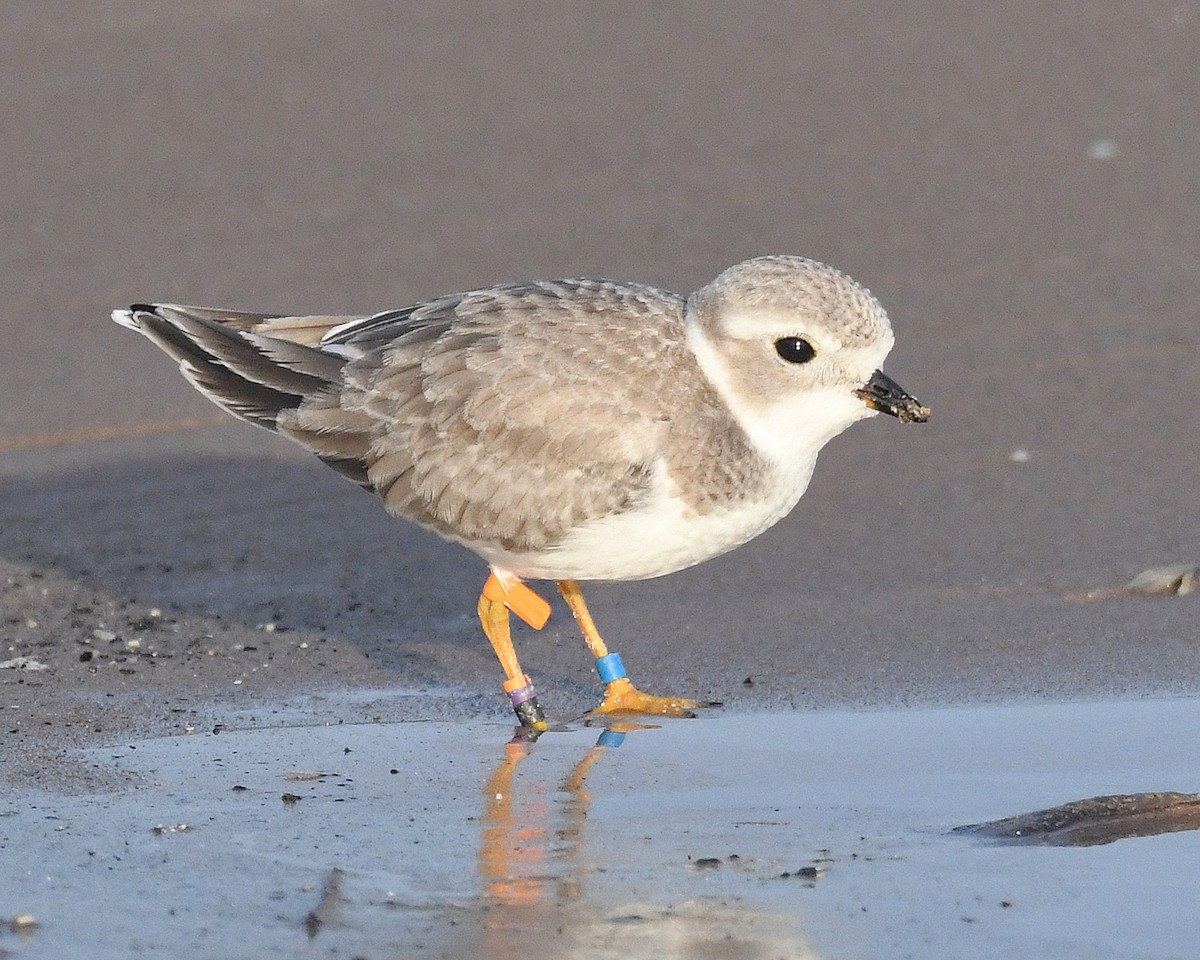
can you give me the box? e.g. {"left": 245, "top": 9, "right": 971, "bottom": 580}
{"left": 128, "top": 302, "right": 159, "bottom": 314}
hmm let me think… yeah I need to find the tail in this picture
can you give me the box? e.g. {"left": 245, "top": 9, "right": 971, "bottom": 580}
{"left": 113, "top": 303, "right": 374, "bottom": 484}
{"left": 112, "top": 303, "right": 350, "bottom": 430}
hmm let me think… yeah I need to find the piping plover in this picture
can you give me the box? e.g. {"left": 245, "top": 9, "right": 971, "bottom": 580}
{"left": 114, "top": 256, "right": 928, "bottom": 728}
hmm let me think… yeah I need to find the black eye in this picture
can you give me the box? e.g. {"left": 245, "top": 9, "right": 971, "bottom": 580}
{"left": 774, "top": 337, "right": 816, "bottom": 364}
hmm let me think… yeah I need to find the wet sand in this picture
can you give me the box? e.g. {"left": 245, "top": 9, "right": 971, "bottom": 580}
{"left": 5, "top": 699, "right": 1200, "bottom": 959}
{"left": 2, "top": 3, "right": 1199, "bottom": 957}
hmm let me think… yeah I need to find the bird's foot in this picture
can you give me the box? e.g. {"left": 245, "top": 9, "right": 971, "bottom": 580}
{"left": 592, "top": 677, "right": 721, "bottom": 719}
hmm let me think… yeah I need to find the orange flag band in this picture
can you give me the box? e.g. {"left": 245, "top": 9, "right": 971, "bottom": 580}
{"left": 483, "top": 574, "right": 552, "bottom": 630}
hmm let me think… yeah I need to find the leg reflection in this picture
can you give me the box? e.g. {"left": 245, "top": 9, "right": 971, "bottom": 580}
{"left": 474, "top": 722, "right": 814, "bottom": 959}
{"left": 478, "top": 723, "right": 645, "bottom": 955}
{"left": 480, "top": 731, "right": 549, "bottom": 908}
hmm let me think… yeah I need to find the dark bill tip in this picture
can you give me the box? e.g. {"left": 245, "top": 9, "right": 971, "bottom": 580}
{"left": 854, "top": 369, "right": 930, "bottom": 423}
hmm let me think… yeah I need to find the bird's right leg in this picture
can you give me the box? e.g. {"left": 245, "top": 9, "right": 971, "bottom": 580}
{"left": 478, "top": 574, "right": 549, "bottom": 730}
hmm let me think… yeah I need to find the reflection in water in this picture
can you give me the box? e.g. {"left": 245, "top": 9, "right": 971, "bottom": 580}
{"left": 479, "top": 723, "right": 631, "bottom": 954}
{"left": 475, "top": 722, "right": 818, "bottom": 960}
{"left": 479, "top": 733, "right": 547, "bottom": 910}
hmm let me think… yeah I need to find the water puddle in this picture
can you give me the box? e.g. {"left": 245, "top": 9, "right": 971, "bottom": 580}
{"left": 3, "top": 697, "right": 1199, "bottom": 958}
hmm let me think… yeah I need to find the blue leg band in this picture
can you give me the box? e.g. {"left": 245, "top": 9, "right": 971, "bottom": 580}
{"left": 595, "top": 652, "right": 627, "bottom": 684}
{"left": 597, "top": 729, "right": 626, "bottom": 748}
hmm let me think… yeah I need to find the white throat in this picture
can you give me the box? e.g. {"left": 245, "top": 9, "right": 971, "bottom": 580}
{"left": 684, "top": 313, "right": 872, "bottom": 482}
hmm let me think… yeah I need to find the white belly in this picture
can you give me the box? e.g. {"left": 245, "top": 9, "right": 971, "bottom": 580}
{"left": 479, "top": 458, "right": 816, "bottom": 582}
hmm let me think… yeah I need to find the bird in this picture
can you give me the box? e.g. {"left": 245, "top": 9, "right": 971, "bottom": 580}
{"left": 113, "top": 255, "right": 928, "bottom": 730}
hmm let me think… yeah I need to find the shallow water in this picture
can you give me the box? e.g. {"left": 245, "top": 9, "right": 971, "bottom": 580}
{"left": 3, "top": 698, "right": 1199, "bottom": 959}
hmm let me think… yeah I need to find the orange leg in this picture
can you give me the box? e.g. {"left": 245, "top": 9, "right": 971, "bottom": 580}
{"left": 477, "top": 587, "right": 548, "bottom": 731}
{"left": 556, "top": 580, "right": 719, "bottom": 718}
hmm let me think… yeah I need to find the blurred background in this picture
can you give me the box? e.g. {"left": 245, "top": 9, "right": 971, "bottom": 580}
{"left": 2, "top": 1, "right": 1198, "bottom": 723}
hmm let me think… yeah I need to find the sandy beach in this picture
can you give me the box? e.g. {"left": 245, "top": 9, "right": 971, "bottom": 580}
{"left": 2, "top": 3, "right": 1198, "bottom": 956}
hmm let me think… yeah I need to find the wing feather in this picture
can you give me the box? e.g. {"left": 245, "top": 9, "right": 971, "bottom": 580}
{"left": 329, "top": 280, "right": 687, "bottom": 552}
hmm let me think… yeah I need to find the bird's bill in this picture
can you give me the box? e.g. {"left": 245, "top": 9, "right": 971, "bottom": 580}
{"left": 855, "top": 369, "right": 930, "bottom": 423}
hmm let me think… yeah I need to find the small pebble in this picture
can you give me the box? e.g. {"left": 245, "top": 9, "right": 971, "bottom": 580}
{"left": 0, "top": 657, "right": 49, "bottom": 672}
{"left": 1126, "top": 563, "right": 1198, "bottom": 597}
{"left": 781, "top": 865, "right": 823, "bottom": 879}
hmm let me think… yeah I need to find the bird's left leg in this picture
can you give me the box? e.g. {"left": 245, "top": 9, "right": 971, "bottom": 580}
{"left": 555, "top": 580, "right": 717, "bottom": 718}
